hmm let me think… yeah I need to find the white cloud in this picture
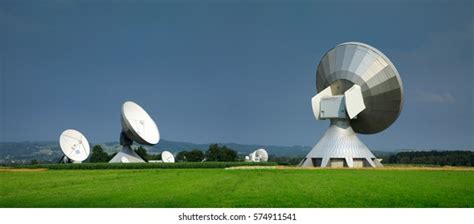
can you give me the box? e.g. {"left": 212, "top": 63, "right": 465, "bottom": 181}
{"left": 416, "top": 91, "right": 456, "bottom": 103}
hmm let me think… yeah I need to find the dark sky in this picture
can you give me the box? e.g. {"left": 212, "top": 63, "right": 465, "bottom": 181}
{"left": 0, "top": 0, "right": 473, "bottom": 150}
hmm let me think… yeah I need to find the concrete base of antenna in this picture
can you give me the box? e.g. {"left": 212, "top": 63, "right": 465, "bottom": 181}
{"left": 59, "top": 155, "right": 82, "bottom": 164}
{"left": 109, "top": 146, "right": 145, "bottom": 163}
{"left": 109, "top": 131, "right": 146, "bottom": 163}
{"left": 300, "top": 119, "right": 383, "bottom": 168}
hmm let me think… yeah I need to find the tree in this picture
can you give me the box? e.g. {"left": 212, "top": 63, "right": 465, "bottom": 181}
{"left": 176, "top": 151, "right": 188, "bottom": 162}
{"left": 176, "top": 149, "right": 205, "bottom": 162}
{"left": 90, "top": 145, "right": 110, "bottom": 163}
{"left": 176, "top": 149, "right": 204, "bottom": 162}
{"left": 205, "top": 144, "right": 238, "bottom": 162}
{"left": 206, "top": 144, "right": 220, "bottom": 161}
{"left": 187, "top": 149, "right": 205, "bottom": 162}
{"left": 146, "top": 153, "right": 161, "bottom": 161}
{"left": 134, "top": 146, "right": 148, "bottom": 162}
{"left": 385, "top": 150, "right": 474, "bottom": 166}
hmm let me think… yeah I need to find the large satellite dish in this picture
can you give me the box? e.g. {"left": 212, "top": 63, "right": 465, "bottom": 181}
{"left": 121, "top": 101, "right": 160, "bottom": 145}
{"left": 161, "top": 151, "right": 175, "bottom": 163}
{"left": 300, "top": 42, "right": 404, "bottom": 168}
{"left": 245, "top": 148, "right": 269, "bottom": 162}
{"left": 109, "top": 101, "right": 160, "bottom": 163}
{"left": 316, "top": 42, "right": 403, "bottom": 134}
{"left": 59, "top": 129, "right": 90, "bottom": 163}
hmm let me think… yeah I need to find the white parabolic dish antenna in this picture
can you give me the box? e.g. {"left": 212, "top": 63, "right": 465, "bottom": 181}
{"left": 245, "top": 148, "right": 269, "bottom": 162}
{"left": 161, "top": 151, "right": 175, "bottom": 163}
{"left": 109, "top": 101, "right": 160, "bottom": 163}
{"left": 121, "top": 101, "right": 160, "bottom": 145}
{"left": 59, "top": 129, "right": 90, "bottom": 163}
{"left": 254, "top": 149, "right": 268, "bottom": 162}
{"left": 300, "top": 42, "right": 404, "bottom": 168}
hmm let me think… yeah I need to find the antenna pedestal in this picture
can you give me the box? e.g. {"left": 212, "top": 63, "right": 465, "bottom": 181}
{"left": 300, "top": 119, "right": 383, "bottom": 168}
{"left": 109, "top": 145, "right": 145, "bottom": 163}
{"left": 109, "top": 132, "right": 145, "bottom": 163}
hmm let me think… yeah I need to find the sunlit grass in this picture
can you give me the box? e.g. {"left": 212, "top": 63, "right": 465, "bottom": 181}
{"left": 0, "top": 168, "right": 473, "bottom": 207}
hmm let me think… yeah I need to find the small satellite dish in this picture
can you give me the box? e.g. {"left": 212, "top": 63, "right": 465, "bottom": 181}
{"left": 245, "top": 148, "right": 269, "bottom": 162}
{"left": 109, "top": 101, "right": 160, "bottom": 163}
{"left": 254, "top": 148, "right": 269, "bottom": 162}
{"left": 59, "top": 129, "right": 90, "bottom": 163}
{"left": 301, "top": 42, "right": 404, "bottom": 168}
{"left": 161, "top": 151, "right": 175, "bottom": 163}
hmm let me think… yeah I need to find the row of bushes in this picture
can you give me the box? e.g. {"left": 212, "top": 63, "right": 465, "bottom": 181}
{"left": 381, "top": 150, "right": 474, "bottom": 167}
{"left": 12, "top": 162, "right": 278, "bottom": 170}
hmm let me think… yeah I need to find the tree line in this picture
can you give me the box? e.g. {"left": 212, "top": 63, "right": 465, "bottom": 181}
{"left": 88, "top": 143, "right": 239, "bottom": 163}
{"left": 381, "top": 150, "right": 474, "bottom": 166}
{"left": 34, "top": 145, "right": 474, "bottom": 167}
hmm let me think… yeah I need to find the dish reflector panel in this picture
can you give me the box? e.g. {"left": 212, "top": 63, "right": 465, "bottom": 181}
{"left": 254, "top": 148, "right": 269, "bottom": 162}
{"left": 59, "top": 129, "right": 90, "bottom": 162}
{"left": 161, "top": 151, "right": 175, "bottom": 163}
{"left": 121, "top": 101, "right": 160, "bottom": 145}
{"left": 316, "top": 42, "right": 403, "bottom": 134}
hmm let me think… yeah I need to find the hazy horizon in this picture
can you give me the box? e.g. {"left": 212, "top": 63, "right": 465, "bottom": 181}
{"left": 2, "top": 138, "right": 473, "bottom": 152}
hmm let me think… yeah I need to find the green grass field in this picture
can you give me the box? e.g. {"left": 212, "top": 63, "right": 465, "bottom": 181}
{"left": 1, "top": 168, "right": 473, "bottom": 208}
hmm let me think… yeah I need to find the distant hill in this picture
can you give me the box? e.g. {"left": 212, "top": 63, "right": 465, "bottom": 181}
{"left": 0, "top": 139, "right": 311, "bottom": 164}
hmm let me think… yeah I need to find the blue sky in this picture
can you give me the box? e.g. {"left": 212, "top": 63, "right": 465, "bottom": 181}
{"left": 0, "top": 0, "right": 473, "bottom": 150}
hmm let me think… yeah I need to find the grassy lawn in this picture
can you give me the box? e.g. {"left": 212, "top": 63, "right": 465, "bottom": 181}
{"left": 0, "top": 168, "right": 473, "bottom": 208}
